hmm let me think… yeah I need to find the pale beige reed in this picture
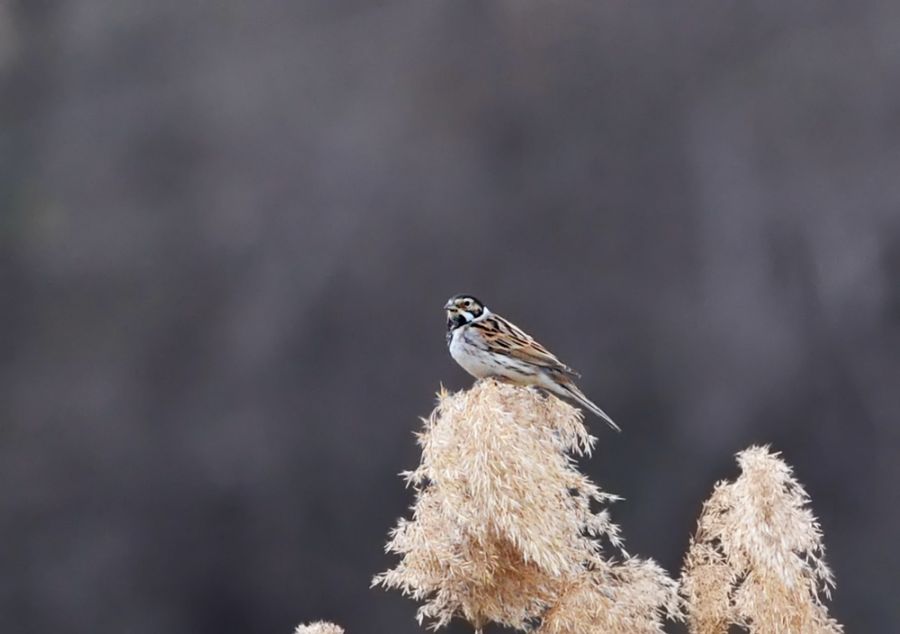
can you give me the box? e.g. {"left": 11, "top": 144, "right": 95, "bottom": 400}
{"left": 373, "top": 379, "right": 679, "bottom": 633}
{"left": 294, "top": 622, "right": 345, "bottom": 634}
{"left": 680, "top": 446, "right": 843, "bottom": 634}
{"left": 302, "top": 383, "right": 842, "bottom": 633}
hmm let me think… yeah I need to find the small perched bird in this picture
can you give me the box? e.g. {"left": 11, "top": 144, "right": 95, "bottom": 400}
{"left": 444, "top": 294, "right": 620, "bottom": 431}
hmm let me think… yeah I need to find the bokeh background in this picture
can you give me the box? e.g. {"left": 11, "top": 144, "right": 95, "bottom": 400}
{"left": 3, "top": 2, "right": 899, "bottom": 633}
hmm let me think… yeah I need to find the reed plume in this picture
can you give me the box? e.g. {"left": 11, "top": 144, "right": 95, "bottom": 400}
{"left": 680, "top": 446, "right": 842, "bottom": 633}
{"left": 374, "top": 378, "right": 678, "bottom": 632}
{"left": 294, "top": 622, "right": 345, "bottom": 634}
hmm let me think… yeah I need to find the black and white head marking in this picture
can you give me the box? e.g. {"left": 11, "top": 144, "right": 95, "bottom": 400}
{"left": 444, "top": 294, "right": 488, "bottom": 332}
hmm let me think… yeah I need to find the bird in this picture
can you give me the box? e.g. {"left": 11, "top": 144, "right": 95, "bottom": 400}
{"left": 444, "top": 294, "right": 620, "bottom": 431}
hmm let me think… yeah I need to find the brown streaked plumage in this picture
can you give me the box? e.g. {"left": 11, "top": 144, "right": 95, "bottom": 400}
{"left": 444, "top": 294, "right": 620, "bottom": 432}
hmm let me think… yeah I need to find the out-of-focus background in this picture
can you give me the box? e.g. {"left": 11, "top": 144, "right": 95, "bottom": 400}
{"left": 2, "top": 2, "right": 899, "bottom": 633}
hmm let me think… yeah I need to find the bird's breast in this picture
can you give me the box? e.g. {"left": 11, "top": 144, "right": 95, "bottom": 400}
{"left": 448, "top": 327, "right": 495, "bottom": 378}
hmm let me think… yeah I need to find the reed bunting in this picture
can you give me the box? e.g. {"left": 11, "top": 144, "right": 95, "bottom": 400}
{"left": 444, "top": 294, "right": 620, "bottom": 431}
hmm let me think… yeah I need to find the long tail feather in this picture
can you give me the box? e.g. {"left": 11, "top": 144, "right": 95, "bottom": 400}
{"left": 559, "top": 383, "right": 621, "bottom": 432}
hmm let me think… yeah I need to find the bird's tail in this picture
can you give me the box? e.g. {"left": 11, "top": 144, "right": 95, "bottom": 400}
{"left": 558, "top": 383, "right": 621, "bottom": 432}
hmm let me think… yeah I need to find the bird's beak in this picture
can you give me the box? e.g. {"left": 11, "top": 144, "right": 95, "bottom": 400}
{"left": 443, "top": 301, "right": 453, "bottom": 310}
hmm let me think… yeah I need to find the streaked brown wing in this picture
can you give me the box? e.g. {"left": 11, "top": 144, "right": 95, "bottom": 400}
{"left": 473, "top": 314, "right": 581, "bottom": 378}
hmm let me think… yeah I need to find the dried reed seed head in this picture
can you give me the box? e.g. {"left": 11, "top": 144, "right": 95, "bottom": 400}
{"left": 375, "top": 379, "right": 677, "bottom": 632}
{"left": 293, "top": 622, "right": 345, "bottom": 634}
{"left": 539, "top": 558, "right": 681, "bottom": 634}
{"left": 679, "top": 541, "right": 733, "bottom": 634}
{"left": 681, "top": 445, "right": 842, "bottom": 634}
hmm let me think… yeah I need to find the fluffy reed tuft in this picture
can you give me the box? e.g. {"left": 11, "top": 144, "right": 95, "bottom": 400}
{"left": 293, "top": 622, "right": 345, "bottom": 634}
{"left": 680, "top": 446, "right": 842, "bottom": 634}
{"left": 374, "top": 379, "right": 678, "bottom": 632}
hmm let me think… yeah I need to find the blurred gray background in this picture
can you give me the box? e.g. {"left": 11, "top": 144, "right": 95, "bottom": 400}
{"left": 2, "top": 1, "right": 899, "bottom": 633}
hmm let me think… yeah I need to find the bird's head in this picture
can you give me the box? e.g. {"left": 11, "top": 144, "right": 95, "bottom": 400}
{"left": 444, "top": 294, "right": 487, "bottom": 330}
